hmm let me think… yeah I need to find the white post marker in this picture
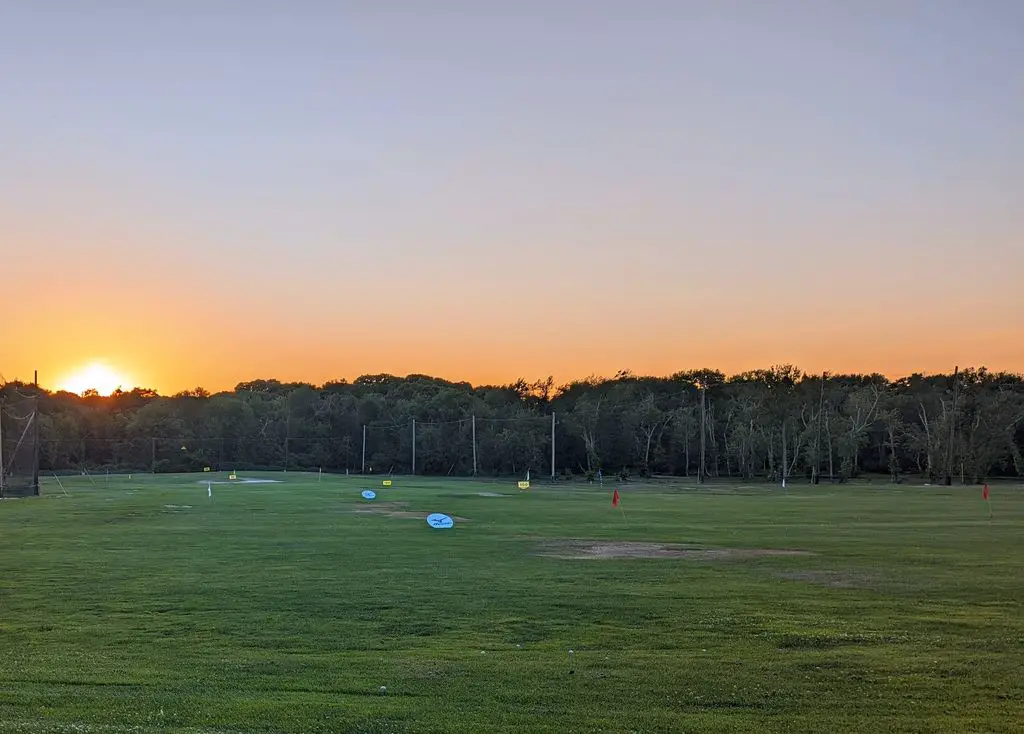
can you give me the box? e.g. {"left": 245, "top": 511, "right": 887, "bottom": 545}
{"left": 208, "top": 482, "right": 212, "bottom": 499}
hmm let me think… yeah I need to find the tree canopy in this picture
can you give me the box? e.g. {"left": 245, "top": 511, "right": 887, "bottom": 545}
{"left": 3, "top": 367, "right": 1022, "bottom": 482}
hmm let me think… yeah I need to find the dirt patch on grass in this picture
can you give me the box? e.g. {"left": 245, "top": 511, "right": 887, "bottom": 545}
{"left": 537, "top": 539, "right": 811, "bottom": 560}
{"left": 349, "top": 501, "right": 470, "bottom": 522}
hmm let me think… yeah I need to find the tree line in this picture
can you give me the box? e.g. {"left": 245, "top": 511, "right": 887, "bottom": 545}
{"left": 2, "top": 366, "right": 1023, "bottom": 483}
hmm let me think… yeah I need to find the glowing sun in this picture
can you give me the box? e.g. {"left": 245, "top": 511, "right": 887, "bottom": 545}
{"left": 59, "top": 362, "right": 133, "bottom": 396}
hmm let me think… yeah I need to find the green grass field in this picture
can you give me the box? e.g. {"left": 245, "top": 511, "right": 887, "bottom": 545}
{"left": 1, "top": 473, "right": 1022, "bottom": 733}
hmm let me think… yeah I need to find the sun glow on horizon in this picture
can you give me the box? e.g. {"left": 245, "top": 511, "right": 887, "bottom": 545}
{"left": 58, "top": 362, "right": 135, "bottom": 396}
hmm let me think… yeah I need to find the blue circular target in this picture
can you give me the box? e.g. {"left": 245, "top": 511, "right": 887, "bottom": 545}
{"left": 426, "top": 513, "right": 454, "bottom": 529}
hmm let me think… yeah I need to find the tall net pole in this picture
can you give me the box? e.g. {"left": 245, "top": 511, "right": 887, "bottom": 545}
{"left": 550, "top": 412, "right": 556, "bottom": 479}
{"left": 471, "top": 415, "right": 478, "bottom": 475}
{"left": 0, "top": 388, "right": 5, "bottom": 495}
{"left": 32, "top": 371, "right": 40, "bottom": 493}
{"left": 944, "top": 365, "right": 960, "bottom": 486}
{"left": 698, "top": 385, "right": 706, "bottom": 483}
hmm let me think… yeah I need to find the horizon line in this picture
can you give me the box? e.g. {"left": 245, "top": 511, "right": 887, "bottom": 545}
{"left": 7, "top": 363, "right": 1022, "bottom": 398}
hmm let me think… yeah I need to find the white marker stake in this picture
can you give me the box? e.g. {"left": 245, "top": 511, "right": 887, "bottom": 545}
{"left": 208, "top": 482, "right": 212, "bottom": 499}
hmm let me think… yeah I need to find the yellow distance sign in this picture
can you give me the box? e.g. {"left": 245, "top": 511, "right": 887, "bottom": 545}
{"left": 382, "top": 479, "right": 393, "bottom": 487}
{"left": 518, "top": 481, "right": 530, "bottom": 490}
{"left": 203, "top": 467, "right": 211, "bottom": 472}
{"left": 228, "top": 473, "right": 237, "bottom": 480}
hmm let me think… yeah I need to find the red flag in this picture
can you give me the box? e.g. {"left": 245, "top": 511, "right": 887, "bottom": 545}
{"left": 612, "top": 489, "right": 620, "bottom": 507}
{"left": 982, "top": 484, "right": 990, "bottom": 500}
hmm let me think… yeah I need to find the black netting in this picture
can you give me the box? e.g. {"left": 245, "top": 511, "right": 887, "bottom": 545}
{"left": 1, "top": 383, "right": 40, "bottom": 497}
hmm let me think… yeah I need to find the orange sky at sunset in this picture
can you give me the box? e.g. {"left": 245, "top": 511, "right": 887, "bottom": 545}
{"left": 10, "top": 299, "right": 1023, "bottom": 396}
{"left": 2, "top": 4, "right": 1022, "bottom": 396}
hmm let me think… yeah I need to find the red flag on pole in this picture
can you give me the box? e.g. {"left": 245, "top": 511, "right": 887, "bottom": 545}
{"left": 612, "top": 489, "right": 620, "bottom": 507}
{"left": 982, "top": 484, "right": 990, "bottom": 500}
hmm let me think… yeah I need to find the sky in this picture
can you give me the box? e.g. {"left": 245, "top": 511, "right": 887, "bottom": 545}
{"left": 2, "top": 1, "right": 1022, "bottom": 394}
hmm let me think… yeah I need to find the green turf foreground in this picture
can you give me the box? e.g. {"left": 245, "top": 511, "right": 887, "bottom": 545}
{"left": 1, "top": 473, "right": 1022, "bottom": 733}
